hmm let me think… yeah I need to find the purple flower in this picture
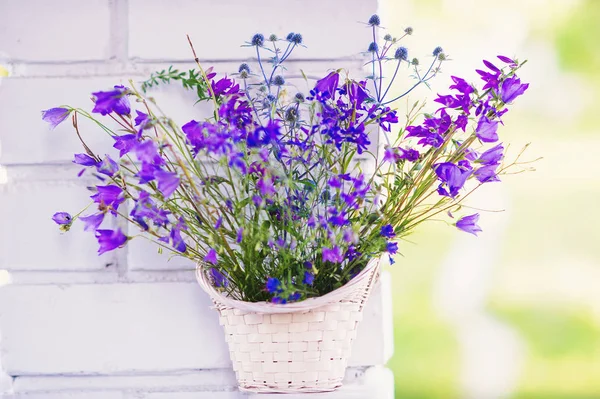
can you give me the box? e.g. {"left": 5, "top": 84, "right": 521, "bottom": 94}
{"left": 170, "top": 226, "right": 186, "bottom": 253}
{"left": 214, "top": 216, "right": 223, "bottom": 229}
{"left": 380, "top": 224, "right": 396, "bottom": 238}
{"left": 205, "top": 248, "right": 218, "bottom": 264}
{"left": 97, "top": 155, "right": 119, "bottom": 177}
{"left": 476, "top": 117, "right": 499, "bottom": 143}
{"left": 456, "top": 213, "right": 482, "bottom": 236}
{"left": 266, "top": 277, "right": 282, "bottom": 293}
{"left": 474, "top": 164, "right": 501, "bottom": 183}
{"left": 303, "top": 271, "right": 314, "bottom": 286}
{"left": 52, "top": 212, "right": 72, "bottom": 225}
{"left": 155, "top": 169, "right": 180, "bottom": 198}
{"left": 314, "top": 71, "right": 340, "bottom": 99}
{"left": 500, "top": 76, "right": 529, "bottom": 103}
{"left": 113, "top": 134, "right": 139, "bottom": 157}
{"left": 236, "top": 228, "right": 243, "bottom": 243}
{"left": 91, "top": 185, "right": 125, "bottom": 211}
{"left": 497, "top": 55, "right": 518, "bottom": 67}
{"left": 92, "top": 85, "right": 130, "bottom": 116}
{"left": 386, "top": 241, "right": 398, "bottom": 254}
{"left": 41, "top": 107, "right": 71, "bottom": 129}
{"left": 257, "top": 177, "right": 276, "bottom": 196}
{"left": 322, "top": 246, "right": 344, "bottom": 263}
{"left": 73, "top": 153, "right": 98, "bottom": 167}
{"left": 133, "top": 141, "right": 163, "bottom": 165}
{"left": 210, "top": 268, "right": 228, "bottom": 288}
{"left": 477, "top": 144, "right": 504, "bottom": 165}
{"left": 434, "top": 162, "right": 472, "bottom": 198}
{"left": 95, "top": 229, "right": 128, "bottom": 255}
{"left": 134, "top": 110, "right": 152, "bottom": 130}
{"left": 80, "top": 213, "right": 105, "bottom": 232}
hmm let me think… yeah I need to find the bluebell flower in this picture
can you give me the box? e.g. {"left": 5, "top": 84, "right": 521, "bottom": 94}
{"left": 380, "top": 224, "right": 395, "bottom": 238}
{"left": 52, "top": 212, "right": 72, "bottom": 225}
{"left": 205, "top": 248, "right": 218, "bottom": 264}
{"left": 155, "top": 169, "right": 180, "bottom": 198}
{"left": 41, "top": 107, "right": 71, "bottom": 129}
{"left": 95, "top": 229, "right": 128, "bottom": 255}
{"left": 210, "top": 268, "right": 228, "bottom": 288}
{"left": 96, "top": 155, "right": 119, "bottom": 177}
{"left": 79, "top": 213, "right": 104, "bottom": 232}
{"left": 386, "top": 241, "right": 398, "bottom": 255}
{"left": 92, "top": 85, "right": 130, "bottom": 115}
{"left": 73, "top": 153, "right": 99, "bottom": 167}
{"left": 456, "top": 214, "right": 482, "bottom": 236}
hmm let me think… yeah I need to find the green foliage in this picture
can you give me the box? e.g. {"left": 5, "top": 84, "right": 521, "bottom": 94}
{"left": 141, "top": 66, "right": 212, "bottom": 101}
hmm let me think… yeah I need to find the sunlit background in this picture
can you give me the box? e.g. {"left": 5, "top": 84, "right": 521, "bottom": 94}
{"left": 381, "top": 0, "right": 600, "bottom": 398}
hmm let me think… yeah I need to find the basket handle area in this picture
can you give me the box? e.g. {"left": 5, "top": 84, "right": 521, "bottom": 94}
{"left": 196, "top": 257, "right": 381, "bottom": 314}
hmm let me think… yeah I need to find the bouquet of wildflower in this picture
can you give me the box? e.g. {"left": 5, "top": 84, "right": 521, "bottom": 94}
{"left": 47, "top": 15, "right": 529, "bottom": 304}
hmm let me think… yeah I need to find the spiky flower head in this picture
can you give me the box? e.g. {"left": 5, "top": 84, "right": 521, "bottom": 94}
{"left": 404, "top": 26, "right": 414, "bottom": 35}
{"left": 433, "top": 46, "right": 444, "bottom": 56}
{"left": 272, "top": 75, "right": 285, "bottom": 86}
{"left": 394, "top": 47, "right": 408, "bottom": 61}
{"left": 368, "top": 14, "right": 381, "bottom": 26}
{"left": 368, "top": 42, "right": 379, "bottom": 53}
{"left": 383, "top": 34, "right": 393, "bottom": 41}
{"left": 251, "top": 33, "right": 265, "bottom": 46}
{"left": 291, "top": 33, "right": 303, "bottom": 44}
{"left": 268, "top": 34, "right": 278, "bottom": 42}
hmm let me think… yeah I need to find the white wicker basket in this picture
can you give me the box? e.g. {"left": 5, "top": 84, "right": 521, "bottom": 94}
{"left": 196, "top": 257, "right": 380, "bottom": 393}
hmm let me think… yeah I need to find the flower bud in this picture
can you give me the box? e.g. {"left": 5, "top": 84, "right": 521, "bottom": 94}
{"left": 268, "top": 34, "right": 278, "bottom": 42}
{"left": 404, "top": 26, "right": 414, "bottom": 35}
{"left": 411, "top": 58, "right": 419, "bottom": 66}
{"left": 294, "top": 92, "right": 305, "bottom": 102}
{"left": 383, "top": 34, "right": 393, "bottom": 41}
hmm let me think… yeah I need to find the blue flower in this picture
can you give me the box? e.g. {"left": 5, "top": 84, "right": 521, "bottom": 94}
{"left": 95, "top": 229, "right": 128, "bottom": 255}
{"left": 456, "top": 213, "right": 482, "bottom": 236}
{"left": 73, "top": 153, "right": 98, "bottom": 167}
{"left": 97, "top": 155, "right": 119, "bottom": 177}
{"left": 210, "top": 268, "right": 228, "bottom": 288}
{"left": 79, "top": 213, "right": 104, "bottom": 232}
{"left": 380, "top": 224, "right": 396, "bottom": 238}
{"left": 394, "top": 47, "right": 408, "bottom": 61}
{"left": 205, "top": 248, "right": 218, "bottom": 264}
{"left": 266, "top": 277, "right": 282, "bottom": 293}
{"left": 251, "top": 33, "right": 265, "bottom": 46}
{"left": 91, "top": 85, "right": 130, "bottom": 116}
{"left": 322, "top": 246, "right": 344, "bottom": 263}
{"left": 155, "top": 169, "right": 180, "bottom": 198}
{"left": 303, "top": 271, "right": 314, "bottom": 285}
{"left": 368, "top": 14, "right": 381, "bottom": 26}
{"left": 41, "top": 107, "right": 71, "bottom": 129}
{"left": 386, "top": 241, "right": 398, "bottom": 254}
{"left": 52, "top": 212, "right": 72, "bottom": 225}
{"left": 476, "top": 117, "right": 499, "bottom": 143}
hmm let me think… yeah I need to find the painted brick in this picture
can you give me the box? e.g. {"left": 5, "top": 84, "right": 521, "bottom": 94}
{"left": 128, "top": 0, "right": 377, "bottom": 61}
{"left": 0, "top": 278, "right": 390, "bottom": 375}
{"left": 0, "top": 174, "right": 117, "bottom": 271}
{"left": 0, "top": 0, "right": 111, "bottom": 62}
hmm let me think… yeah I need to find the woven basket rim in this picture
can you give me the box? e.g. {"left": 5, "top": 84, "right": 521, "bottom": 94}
{"left": 196, "top": 256, "right": 380, "bottom": 314}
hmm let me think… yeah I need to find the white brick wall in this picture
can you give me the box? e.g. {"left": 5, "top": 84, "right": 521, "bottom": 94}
{"left": 0, "top": 0, "right": 392, "bottom": 397}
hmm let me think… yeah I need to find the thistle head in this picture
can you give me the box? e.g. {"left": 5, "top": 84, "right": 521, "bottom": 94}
{"left": 251, "top": 33, "right": 265, "bottom": 47}
{"left": 368, "top": 14, "right": 381, "bottom": 26}
{"left": 272, "top": 75, "right": 285, "bottom": 86}
{"left": 268, "top": 33, "right": 278, "bottom": 42}
{"left": 404, "top": 26, "right": 414, "bottom": 35}
{"left": 368, "top": 42, "right": 379, "bottom": 53}
{"left": 394, "top": 47, "right": 408, "bottom": 61}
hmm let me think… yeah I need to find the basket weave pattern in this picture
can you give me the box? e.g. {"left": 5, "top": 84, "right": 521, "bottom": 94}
{"left": 197, "top": 258, "right": 380, "bottom": 393}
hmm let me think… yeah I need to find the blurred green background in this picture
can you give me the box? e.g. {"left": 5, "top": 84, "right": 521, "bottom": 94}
{"left": 381, "top": 0, "right": 600, "bottom": 398}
